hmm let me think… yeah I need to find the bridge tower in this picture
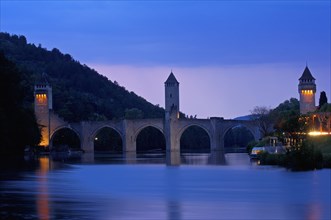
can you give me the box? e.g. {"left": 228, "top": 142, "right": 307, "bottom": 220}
{"left": 298, "top": 66, "right": 316, "bottom": 114}
{"left": 165, "top": 71, "right": 180, "bottom": 119}
{"left": 165, "top": 72, "right": 180, "bottom": 152}
{"left": 34, "top": 73, "right": 53, "bottom": 147}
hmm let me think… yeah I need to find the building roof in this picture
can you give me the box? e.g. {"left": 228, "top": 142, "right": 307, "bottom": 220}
{"left": 165, "top": 72, "right": 179, "bottom": 84}
{"left": 299, "top": 66, "right": 315, "bottom": 80}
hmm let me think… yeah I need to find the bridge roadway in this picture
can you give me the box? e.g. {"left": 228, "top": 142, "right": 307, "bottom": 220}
{"left": 47, "top": 111, "right": 262, "bottom": 153}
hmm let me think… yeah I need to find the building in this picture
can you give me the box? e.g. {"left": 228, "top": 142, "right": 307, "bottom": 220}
{"left": 298, "top": 66, "right": 316, "bottom": 114}
{"left": 34, "top": 73, "right": 53, "bottom": 146}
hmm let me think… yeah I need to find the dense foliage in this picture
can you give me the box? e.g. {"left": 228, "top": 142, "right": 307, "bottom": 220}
{"left": 0, "top": 53, "right": 41, "bottom": 156}
{"left": 270, "top": 98, "right": 301, "bottom": 136}
{"left": 318, "top": 91, "right": 328, "bottom": 109}
{"left": 259, "top": 142, "right": 324, "bottom": 171}
{"left": 252, "top": 98, "right": 331, "bottom": 170}
{"left": 0, "top": 32, "right": 164, "bottom": 122}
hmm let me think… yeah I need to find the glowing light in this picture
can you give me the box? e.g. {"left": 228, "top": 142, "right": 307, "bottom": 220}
{"left": 301, "top": 90, "right": 314, "bottom": 95}
{"left": 308, "top": 131, "right": 331, "bottom": 136}
{"left": 36, "top": 93, "right": 48, "bottom": 105}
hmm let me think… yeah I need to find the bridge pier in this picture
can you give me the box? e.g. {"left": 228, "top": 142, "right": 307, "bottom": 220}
{"left": 210, "top": 118, "right": 224, "bottom": 153}
{"left": 166, "top": 151, "right": 181, "bottom": 166}
{"left": 79, "top": 122, "right": 95, "bottom": 153}
{"left": 165, "top": 113, "right": 180, "bottom": 152}
{"left": 123, "top": 120, "right": 137, "bottom": 152}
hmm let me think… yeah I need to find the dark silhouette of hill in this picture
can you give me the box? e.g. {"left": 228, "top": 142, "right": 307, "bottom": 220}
{"left": 0, "top": 32, "right": 164, "bottom": 122}
{"left": 0, "top": 52, "right": 41, "bottom": 156}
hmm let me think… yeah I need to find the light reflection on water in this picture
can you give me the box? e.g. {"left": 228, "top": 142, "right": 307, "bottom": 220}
{"left": 1, "top": 153, "right": 330, "bottom": 220}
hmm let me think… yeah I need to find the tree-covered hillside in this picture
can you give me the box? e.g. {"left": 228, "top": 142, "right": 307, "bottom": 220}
{"left": 0, "top": 32, "right": 164, "bottom": 122}
{"left": 0, "top": 52, "right": 41, "bottom": 155}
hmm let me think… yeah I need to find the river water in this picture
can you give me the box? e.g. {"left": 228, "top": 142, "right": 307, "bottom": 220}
{"left": 1, "top": 153, "right": 330, "bottom": 220}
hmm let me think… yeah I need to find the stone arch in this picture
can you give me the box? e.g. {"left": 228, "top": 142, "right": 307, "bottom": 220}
{"left": 91, "top": 125, "right": 124, "bottom": 142}
{"left": 222, "top": 123, "right": 258, "bottom": 141}
{"left": 134, "top": 124, "right": 165, "bottom": 142}
{"left": 222, "top": 123, "right": 256, "bottom": 153}
{"left": 92, "top": 126, "right": 123, "bottom": 152}
{"left": 177, "top": 124, "right": 212, "bottom": 153}
{"left": 134, "top": 124, "right": 166, "bottom": 153}
{"left": 50, "top": 126, "right": 81, "bottom": 150}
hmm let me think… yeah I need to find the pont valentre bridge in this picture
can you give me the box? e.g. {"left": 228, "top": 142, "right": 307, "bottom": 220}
{"left": 34, "top": 72, "right": 262, "bottom": 155}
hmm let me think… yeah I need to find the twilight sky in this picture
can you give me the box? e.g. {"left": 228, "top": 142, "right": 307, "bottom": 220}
{"left": 1, "top": 1, "right": 330, "bottom": 119}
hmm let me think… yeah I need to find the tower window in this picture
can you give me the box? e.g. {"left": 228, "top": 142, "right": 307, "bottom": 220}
{"left": 170, "top": 94, "right": 172, "bottom": 98}
{"left": 301, "top": 90, "right": 313, "bottom": 95}
{"left": 36, "top": 93, "right": 47, "bottom": 105}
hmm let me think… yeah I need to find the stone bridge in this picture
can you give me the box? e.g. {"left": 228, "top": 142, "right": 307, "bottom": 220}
{"left": 35, "top": 72, "right": 263, "bottom": 154}
{"left": 47, "top": 112, "right": 262, "bottom": 153}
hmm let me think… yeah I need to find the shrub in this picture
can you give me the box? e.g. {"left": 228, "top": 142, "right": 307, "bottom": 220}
{"left": 286, "top": 142, "right": 323, "bottom": 171}
{"left": 259, "top": 152, "right": 287, "bottom": 166}
{"left": 259, "top": 142, "right": 325, "bottom": 171}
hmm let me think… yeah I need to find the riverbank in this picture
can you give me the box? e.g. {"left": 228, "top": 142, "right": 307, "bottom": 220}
{"left": 259, "top": 136, "right": 331, "bottom": 170}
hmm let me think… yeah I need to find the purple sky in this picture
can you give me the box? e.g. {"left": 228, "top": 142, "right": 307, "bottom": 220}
{"left": 1, "top": 1, "right": 330, "bottom": 119}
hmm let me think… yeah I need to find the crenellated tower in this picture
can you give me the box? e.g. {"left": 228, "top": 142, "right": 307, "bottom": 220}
{"left": 298, "top": 66, "right": 316, "bottom": 114}
{"left": 164, "top": 71, "right": 180, "bottom": 119}
{"left": 34, "top": 73, "right": 53, "bottom": 146}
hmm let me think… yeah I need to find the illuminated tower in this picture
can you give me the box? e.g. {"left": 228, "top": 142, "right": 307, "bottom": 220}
{"left": 34, "top": 73, "right": 53, "bottom": 146}
{"left": 298, "top": 66, "right": 316, "bottom": 114}
{"left": 165, "top": 71, "right": 180, "bottom": 119}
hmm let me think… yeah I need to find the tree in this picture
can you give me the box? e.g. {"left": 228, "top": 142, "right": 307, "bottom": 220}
{"left": 319, "top": 103, "right": 331, "bottom": 112}
{"left": 270, "top": 98, "right": 300, "bottom": 136}
{"left": 0, "top": 52, "right": 41, "bottom": 156}
{"left": 318, "top": 91, "right": 328, "bottom": 109}
{"left": 250, "top": 106, "right": 273, "bottom": 137}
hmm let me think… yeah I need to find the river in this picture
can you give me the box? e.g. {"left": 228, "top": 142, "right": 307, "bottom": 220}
{"left": 1, "top": 153, "right": 330, "bottom": 220}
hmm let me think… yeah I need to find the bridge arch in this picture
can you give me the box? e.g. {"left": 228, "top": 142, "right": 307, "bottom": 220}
{"left": 222, "top": 123, "right": 259, "bottom": 142}
{"left": 134, "top": 124, "right": 166, "bottom": 153}
{"left": 177, "top": 124, "right": 212, "bottom": 153}
{"left": 223, "top": 124, "right": 256, "bottom": 153}
{"left": 92, "top": 126, "right": 123, "bottom": 152}
{"left": 50, "top": 126, "right": 81, "bottom": 150}
{"left": 134, "top": 124, "right": 165, "bottom": 142}
{"left": 91, "top": 125, "right": 124, "bottom": 142}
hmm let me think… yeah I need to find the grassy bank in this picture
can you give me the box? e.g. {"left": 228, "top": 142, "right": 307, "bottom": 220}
{"left": 259, "top": 136, "right": 331, "bottom": 171}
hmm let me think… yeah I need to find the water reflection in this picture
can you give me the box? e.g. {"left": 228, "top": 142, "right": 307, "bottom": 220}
{"left": 74, "top": 151, "right": 227, "bottom": 166}
{"left": 1, "top": 153, "right": 330, "bottom": 220}
{"left": 78, "top": 151, "right": 228, "bottom": 166}
{"left": 36, "top": 157, "right": 50, "bottom": 220}
{"left": 306, "top": 203, "right": 322, "bottom": 220}
{"left": 167, "top": 200, "right": 182, "bottom": 220}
